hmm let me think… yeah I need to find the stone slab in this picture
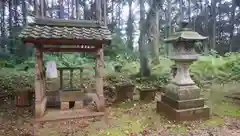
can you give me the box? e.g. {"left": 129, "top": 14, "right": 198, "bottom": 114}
{"left": 161, "top": 95, "right": 205, "bottom": 110}
{"left": 61, "top": 102, "right": 69, "bottom": 110}
{"left": 157, "top": 101, "right": 210, "bottom": 121}
{"left": 35, "top": 109, "right": 104, "bottom": 122}
{"left": 60, "top": 91, "right": 85, "bottom": 102}
{"left": 165, "top": 84, "right": 201, "bottom": 100}
{"left": 74, "top": 101, "right": 84, "bottom": 109}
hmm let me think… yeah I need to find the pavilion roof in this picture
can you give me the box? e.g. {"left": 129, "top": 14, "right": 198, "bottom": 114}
{"left": 18, "top": 17, "right": 112, "bottom": 45}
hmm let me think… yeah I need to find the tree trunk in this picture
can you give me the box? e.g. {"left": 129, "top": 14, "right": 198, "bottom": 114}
{"left": 71, "top": 0, "right": 76, "bottom": 19}
{"left": 126, "top": 0, "right": 134, "bottom": 51}
{"left": 96, "top": 0, "right": 102, "bottom": 22}
{"left": 34, "top": 0, "right": 39, "bottom": 16}
{"left": 59, "top": 0, "right": 64, "bottom": 19}
{"left": 43, "top": 0, "right": 47, "bottom": 17}
{"left": 139, "top": 0, "right": 150, "bottom": 77}
{"left": 103, "top": 0, "right": 107, "bottom": 26}
{"left": 13, "top": 0, "right": 18, "bottom": 26}
{"left": 148, "top": 0, "right": 160, "bottom": 59}
{"left": 8, "top": 0, "right": 13, "bottom": 54}
{"left": 50, "top": 0, "right": 54, "bottom": 18}
{"left": 0, "top": 0, "right": 6, "bottom": 50}
{"left": 203, "top": 0, "right": 209, "bottom": 54}
{"left": 83, "top": 0, "right": 89, "bottom": 20}
{"left": 180, "top": 0, "right": 184, "bottom": 22}
{"left": 22, "top": 0, "right": 27, "bottom": 25}
{"left": 210, "top": 0, "right": 216, "bottom": 50}
{"left": 229, "top": 0, "right": 236, "bottom": 52}
{"left": 111, "top": 0, "right": 114, "bottom": 23}
{"left": 116, "top": 0, "right": 121, "bottom": 28}
{"left": 188, "top": 0, "right": 191, "bottom": 22}
{"left": 166, "top": 0, "right": 172, "bottom": 56}
{"left": 67, "top": 0, "right": 70, "bottom": 19}
{"left": 39, "top": 0, "right": 44, "bottom": 17}
{"left": 235, "top": 0, "right": 240, "bottom": 6}
{"left": 76, "top": 0, "right": 80, "bottom": 20}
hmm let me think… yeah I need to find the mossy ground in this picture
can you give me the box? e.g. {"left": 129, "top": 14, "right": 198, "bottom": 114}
{"left": 84, "top": 82, "right": 240, "bottom": 135}
{"left": 0, "top": 83, "right": 240, "bottom": 136}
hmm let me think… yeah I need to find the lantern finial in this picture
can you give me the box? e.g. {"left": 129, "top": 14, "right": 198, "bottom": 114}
{"left": 180, "top": 21, "right": 188, "bottom": 29}
{"left": 179, "top": 21, "right": 192, "bottom": 31}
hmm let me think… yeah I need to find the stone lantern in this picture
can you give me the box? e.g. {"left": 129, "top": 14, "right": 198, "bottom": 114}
{"left": 157, "top": 22, "right": 210, "bottom": 121}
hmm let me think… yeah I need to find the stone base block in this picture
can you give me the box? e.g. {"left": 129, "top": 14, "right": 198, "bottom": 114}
{"left": 158, "top": 86, "right": 166, "bottom": 93}
{"left": 35, "top": 97, "right": 47, "bottom": 118}
{"left": 115, "top": 85, "right": 135, "bottom": 102}
{"left": 157, "top": 101, "right": 210, "bottom": 121}
{"left": 165, "top": 84, "right": 201, "bottom": 100}
{"left": 74, "top": 101, "right": 84, "bottom": 109}
{"left": 61, "top": 102, "right": 69, "bottom": 110}
{"left": 46, "top": 91, "right": 60, "bottom": 108}
{"left": 139, "top": 88, "right": 157, "bottom": 102}
{"left": 60, "top": 91, "right": 84, "bottom": 102}
{"left": 161, "top": 95, "right": 205, "bottom": 110}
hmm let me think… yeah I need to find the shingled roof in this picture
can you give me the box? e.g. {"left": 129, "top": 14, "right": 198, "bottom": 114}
{"left": 19, "top": 17, "right": 112, "bottom": 45}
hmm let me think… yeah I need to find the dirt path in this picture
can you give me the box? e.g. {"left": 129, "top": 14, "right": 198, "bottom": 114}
{"left": 0, "top": 98, "right": 240, "bottom": 136}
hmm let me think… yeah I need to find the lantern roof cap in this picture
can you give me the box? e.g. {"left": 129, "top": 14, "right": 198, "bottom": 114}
{"left": 164, "top": 22, "right": 208, "bottom": 43}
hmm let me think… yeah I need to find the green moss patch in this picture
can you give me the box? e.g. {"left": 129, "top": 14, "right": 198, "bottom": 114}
{"left": 212, "top": 102, "right": 240, "bottom": 117}
{"left": 203, "top": 116, "right": 225, "bottom": 127}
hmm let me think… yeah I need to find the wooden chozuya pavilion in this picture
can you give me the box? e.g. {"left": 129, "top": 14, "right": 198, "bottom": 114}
{"left": 18, "top": 17, "right": 112, "bottom": 121}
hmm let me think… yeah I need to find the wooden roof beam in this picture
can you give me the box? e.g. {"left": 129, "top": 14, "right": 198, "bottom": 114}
{"left": 40, "top": 47, "right": 98, "bottom": 52}
{"left": 22, "top": 38, "right": 109, "bottom": 46}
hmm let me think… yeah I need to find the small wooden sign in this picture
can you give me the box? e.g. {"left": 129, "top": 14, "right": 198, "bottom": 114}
{"left": 46, "top": 61, "right": 58, "bottom": 78}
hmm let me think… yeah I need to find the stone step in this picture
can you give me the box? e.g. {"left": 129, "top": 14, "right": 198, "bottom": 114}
{"left": 157, "top": 100, "right": 210, "bottom": 121}
{"left": 36, "top": 109, "right": 104, "bottom": 122}
{"left": 161, "top": 95, "right": 205, "bottom": 110}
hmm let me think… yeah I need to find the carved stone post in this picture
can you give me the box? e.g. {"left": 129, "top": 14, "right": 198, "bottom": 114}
{"left": 157, "top": 23, "right": 210, "bottom": 121}
{"left": 35, "top": 47, "right": 47, "bottom": 118}
{"left": 95, "top": 47, "right": 105, "bottom": 112}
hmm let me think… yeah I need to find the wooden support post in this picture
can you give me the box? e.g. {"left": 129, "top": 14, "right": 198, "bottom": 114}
{"left": 35, "top": 47, "right": 46, "bottom": 118}
{"left": 80, "top": 68, "right": 83, "bottom": 88}
{"left": 95, "top": 47, "right": 105, "bottom": 112}
{"left": 70, "top": 69, "right": 73, "bottom": 88}
{"left": 59, "top": 69, "right": 63, "bottom": 89}
{"left": 39, "top": 50, "right": 46, "bottom": 96}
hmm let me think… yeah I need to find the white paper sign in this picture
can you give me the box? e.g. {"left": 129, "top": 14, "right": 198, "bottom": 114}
{"left": 46, "top": 61, "right": 58, "bottom": 78}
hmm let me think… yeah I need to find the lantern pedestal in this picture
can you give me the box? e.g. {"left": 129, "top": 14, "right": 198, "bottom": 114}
{"left": 157, "top": 84, "right": 210, "bottom": 121}
{"left": 157, "top": 65, "right": 210, "bottom": 121}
